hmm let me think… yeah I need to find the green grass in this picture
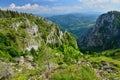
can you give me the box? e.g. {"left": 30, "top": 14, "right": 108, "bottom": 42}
{"left": 52, "top": 64, "right": 100, "bottom": 80}
{"left": 87, "top": 55, "right": 120, "bottom": 79}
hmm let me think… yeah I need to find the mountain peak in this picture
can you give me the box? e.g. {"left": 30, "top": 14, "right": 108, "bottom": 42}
{"left": 78, "top": 11, "right": 120, "bottom": 51}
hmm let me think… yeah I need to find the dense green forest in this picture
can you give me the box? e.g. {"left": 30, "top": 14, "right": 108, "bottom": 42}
{"left": 46, "top": 13, "right": 99, "bottom": 38}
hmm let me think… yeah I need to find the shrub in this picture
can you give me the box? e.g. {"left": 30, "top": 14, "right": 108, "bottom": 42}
{"left": 6, "top": 46, "right": 20, "bottom": 57}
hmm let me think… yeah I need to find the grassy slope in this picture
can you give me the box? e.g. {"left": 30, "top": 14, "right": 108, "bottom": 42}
{"left": 0, "top": 10, "right": 120, "bottom": 80}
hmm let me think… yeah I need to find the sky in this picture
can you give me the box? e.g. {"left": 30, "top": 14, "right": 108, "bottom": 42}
{"left": 0, "top": 0, "right": 120, "bottom": 16}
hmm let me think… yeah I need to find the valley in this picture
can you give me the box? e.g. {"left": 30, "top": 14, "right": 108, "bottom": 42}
{"left": 0, "top": 9, "right": 120, "bottom": 80}
{"left": 46, "top": 13, "right": 99, "bottom": 38}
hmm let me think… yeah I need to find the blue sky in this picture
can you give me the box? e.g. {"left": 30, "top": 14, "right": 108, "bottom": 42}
{"left": 0, "top": 0, "right": 120, "bottom": 16}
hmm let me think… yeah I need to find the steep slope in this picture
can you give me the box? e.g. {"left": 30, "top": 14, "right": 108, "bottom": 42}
{"left": 76, "top": 11, "right": 120, "bottom": 79}
{"left": 0, "top": 9, "right": 83, "bottom": 80}
{"left": 0, "top": 9, "right": 120, "bottom": 80}
{"left": 78, "top": 11, "right": 120, "bottom": 51}
{"left": 0, "top": 9, "right": 78, "bottom": 57}
{"left": 46, "top": 13, "right": 99, "bottom": 38}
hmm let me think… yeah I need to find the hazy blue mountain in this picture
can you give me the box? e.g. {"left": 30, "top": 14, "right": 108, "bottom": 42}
{"left": 46, "top": 13, "right": 99, "bottom": 38}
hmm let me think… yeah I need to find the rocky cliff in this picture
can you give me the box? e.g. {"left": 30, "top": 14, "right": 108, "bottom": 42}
{"left": 0, "top": 9, "right": 82, "bottom": 79}
{"left": 0, "top": 9, "right": 78, "bottom": 52}
{"left": 78, "top": 11, "right": 120, "bottom": 51}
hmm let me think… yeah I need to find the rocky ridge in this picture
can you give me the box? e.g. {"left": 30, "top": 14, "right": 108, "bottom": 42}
{"left": 78, "top": 11, "right": 120, "bottom": 51}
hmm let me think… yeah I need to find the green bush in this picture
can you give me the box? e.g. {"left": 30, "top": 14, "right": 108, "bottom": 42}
{"left": 52, "top": 73, "right": 77, "bottom": 80}
{"left": 79, "top": 65, "right": 99, "bottom": 80}
{"left": 6, "top": 46, "right": 20, "bottom": 57}
{"left": 52, "top": 65, "right": 99, "bottom": 80}
{"left": 0, "top": 50, "right": 12, "bottom": 61}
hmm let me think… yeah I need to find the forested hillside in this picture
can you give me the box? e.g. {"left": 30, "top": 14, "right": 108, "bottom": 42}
{"left": 47, "top": 13, "right": 99, "bottom": 38}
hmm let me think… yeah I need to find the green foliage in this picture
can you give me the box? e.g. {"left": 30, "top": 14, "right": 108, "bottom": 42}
{"left": 6, "top": 46, "right": 20, "bottom": 57}
{"left": 101, "top": 49, "right": 120, "bottom": 60}
{"left": 0, "top": 32, "right": 20, "bottom": 59}
{"left": 0, "top": 50, "right": 12, "bottom": 61}
{"left": 52, "top": 73, "right": 77, "bottom": 80}
{"left": 10, "top": 68, "right": 40, "bottom": 80}
{"left": 79, "top": 65, "right": 99, "bottom": 80}
{"left": 87, "top": 55, "right": 120, "bottom": 79}
{"left": 20, "top": 23, "right": 27, "bottom": 29}
{"left": 30, "top": 48, "right": 36, "bottom": 56}
{"left": 11, "top": 74, "right": 27, "bottom": 80}
{"left": 0, "top": 9, "right": 85, "bottom": 80}
{"left": 63, "top": 45, "right": 82, "bottom": 64}
{"left": 52, "top": 65, "right": 99, "bottom": 80}
{"left": 47, "top": 13, "right": 99, "bottom": 38}
{"left": 0, "top": 9, "right": 34, "bottom": 18}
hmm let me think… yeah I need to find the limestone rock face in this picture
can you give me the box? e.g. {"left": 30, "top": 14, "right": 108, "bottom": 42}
{"left": 0, "top": 61, "right": 14, "bottom": 80}
{"left": 78, "top": 11, "right": 120, "bottom": 51}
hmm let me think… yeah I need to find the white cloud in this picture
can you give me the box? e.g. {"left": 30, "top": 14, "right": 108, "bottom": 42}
{"left": 3, "top": 0, "right": 120, "bottom": 15}
{"left": 111, "top": 0, "right": 120, "bottom": 3}
{"left": 78, "top": 0, "right": 120, "bottom": 12}
{"left": 10, "top": 3, "right": 39, "bottom": 10}
{"left": 9, "top": 3, "right": 50, "bottom": 13}
{"left": 8, "top": 3, "right": 82, "bottom": 14}
{"left": 10, "top": 3, "right": 16, "bottom": 9}
{"left": 78, "top": 0, "right": 120, "bottom": 3}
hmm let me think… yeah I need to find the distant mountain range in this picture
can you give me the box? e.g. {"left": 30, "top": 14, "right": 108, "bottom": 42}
{"left": 46, "top": 13, "right": 99, "bottom": 38}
